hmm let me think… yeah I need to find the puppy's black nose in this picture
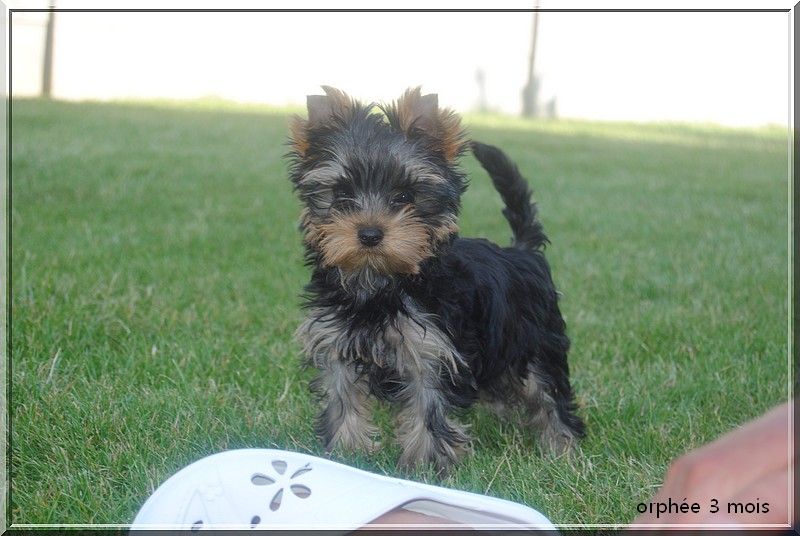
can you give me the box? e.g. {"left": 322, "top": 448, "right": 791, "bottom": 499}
{"left": 358, "top": 227, "right": 384, "bottom": 247}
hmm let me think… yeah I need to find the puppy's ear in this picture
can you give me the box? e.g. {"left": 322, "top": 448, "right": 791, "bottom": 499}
{"left": 290, "top": 86, "right": 356, "bottom": 156}
{"left": 308, "top": 86, "right": 356, "bottom": 125}
{"left": 384, "top": 87, "right": 466, "bottom": 162}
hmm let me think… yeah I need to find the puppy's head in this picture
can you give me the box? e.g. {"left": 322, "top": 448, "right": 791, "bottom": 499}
{"left": 288, "top": 87, "right": 467, "bottom": 280}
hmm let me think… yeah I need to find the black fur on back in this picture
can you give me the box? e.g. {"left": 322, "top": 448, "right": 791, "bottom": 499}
{"left": 410, "top": 238, "right": 584, "bottom": 437}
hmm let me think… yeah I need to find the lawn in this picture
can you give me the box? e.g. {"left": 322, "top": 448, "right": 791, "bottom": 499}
{"left": 9, "top": 98, "right": 789, "bottom": 526}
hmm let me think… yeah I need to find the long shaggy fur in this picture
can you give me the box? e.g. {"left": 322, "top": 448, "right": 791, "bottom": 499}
{"left": 288, "top": 87, "right": 584, "bottom": 472}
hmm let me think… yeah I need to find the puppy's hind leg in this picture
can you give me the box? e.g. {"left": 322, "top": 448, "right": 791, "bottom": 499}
{"left": 520, "top": 366, "right": 585, "bottom": 455}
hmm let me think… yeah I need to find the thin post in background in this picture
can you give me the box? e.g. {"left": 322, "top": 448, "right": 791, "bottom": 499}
{"left": 522, "top": 0, "right": 540, "bottom": 118}
{"left": 41, "top": 3, "right": 55, "bottom": 98}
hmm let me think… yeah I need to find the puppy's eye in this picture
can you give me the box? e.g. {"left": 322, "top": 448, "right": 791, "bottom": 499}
{"left": 332, "top": 186, "right": 348, "bottom": 200}
{"left": 392, "top": 191, "right": 415, "bottom": 206}
{"left": 330, "top": 185, "right": 355, "bottom": 210}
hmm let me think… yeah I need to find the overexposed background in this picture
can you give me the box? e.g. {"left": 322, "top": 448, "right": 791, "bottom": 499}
{"left": 9, "top": 1, "right": 793, "bottom": 126}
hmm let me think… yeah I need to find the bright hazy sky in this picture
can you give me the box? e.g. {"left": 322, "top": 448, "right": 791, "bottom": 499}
{"left": 9, "top": 1, "right": 793, "bottom": 126}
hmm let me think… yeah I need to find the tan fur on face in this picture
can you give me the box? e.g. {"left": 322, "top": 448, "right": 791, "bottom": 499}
{"left": 317, "top": 207, "right": 432, "bottom": 275}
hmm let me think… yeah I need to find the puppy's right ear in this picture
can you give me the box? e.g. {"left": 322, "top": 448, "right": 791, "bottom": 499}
{"left": 290, "top": 86, "right": 355, "bottom": 157}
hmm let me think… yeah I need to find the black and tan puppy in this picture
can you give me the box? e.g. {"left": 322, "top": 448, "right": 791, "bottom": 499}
{"left": 288, "top": 87, "right": 584, "bottom": 472}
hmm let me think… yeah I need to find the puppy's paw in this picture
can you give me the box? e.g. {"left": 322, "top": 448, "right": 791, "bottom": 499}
{"left": 397, "top": 450, "right": 454, "bottom": 476}
{"left": 362, "top": 438, "right": 383, "bottom": 454}
{"left": 324, "top": 430, "right": 381, "bottom": 456}
{"left": 397, "top": 434, "right": 470, "bottom": 475}
{"left": 539, "top": 430, "right": 579, "bottom": 458}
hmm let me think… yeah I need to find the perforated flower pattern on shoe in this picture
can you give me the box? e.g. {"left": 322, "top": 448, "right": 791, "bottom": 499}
{"left": 250, "top": 459, "right": 313, "bottom": 516}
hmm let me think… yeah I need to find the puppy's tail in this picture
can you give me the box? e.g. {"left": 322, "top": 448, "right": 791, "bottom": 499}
{"left": 470, "top": 141, "right": 548, "bottom": 250}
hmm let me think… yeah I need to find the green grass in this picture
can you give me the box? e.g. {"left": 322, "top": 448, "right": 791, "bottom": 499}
{"left": 10, "top": 98, "right": 789, "bottom": 526}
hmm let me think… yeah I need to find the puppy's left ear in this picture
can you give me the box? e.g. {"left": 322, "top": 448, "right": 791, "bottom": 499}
{"left": 290, "top": 86, "right": 357, "bottom": 157}
{"left": 384, "top": 87, "right": 466, "bottom": 162}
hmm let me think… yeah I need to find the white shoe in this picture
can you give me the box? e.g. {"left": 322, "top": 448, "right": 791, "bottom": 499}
{"left": 132, "top": 449, "right": 557, "bottom": 531}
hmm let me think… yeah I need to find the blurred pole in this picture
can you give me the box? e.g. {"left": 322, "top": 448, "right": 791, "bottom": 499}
{"left": 475, "top": 68, "right": 488, "bottom": 113}
{"left": 41, "top": 3, "right": 55, "bottom": 98}
{"left": 521, "top": 1, "right": 540, "bottom": 118}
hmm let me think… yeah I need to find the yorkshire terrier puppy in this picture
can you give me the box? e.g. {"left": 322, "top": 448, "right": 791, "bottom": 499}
{"left": 288, "top": 87, "right": 584, "bottom": 472}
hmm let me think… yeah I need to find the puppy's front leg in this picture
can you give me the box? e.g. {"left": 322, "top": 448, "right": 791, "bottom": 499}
{"left": 312, "top": 359, "right": 378, "bottom": 453}
{"left": 396, "top": 368, "right": 469, "bottom": 472}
